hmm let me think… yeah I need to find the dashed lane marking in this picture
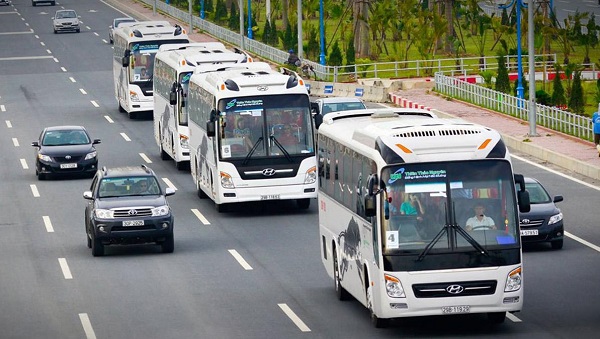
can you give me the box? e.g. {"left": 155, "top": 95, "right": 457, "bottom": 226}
{"left": 78, "top": 313, "right": 97, "bottom": 339}
{"left": 191, "top": 208, "right": 210, "bottom": 225}
{"left": 278, "top": 304, "right": 311, "bottom": 332}
{"left": 91, "top": 101, "right": 99, "bottom": 107}
{"left": 79, "top": 89, "right": 87, "bottom": 95}
{"left": 139, "top": 153, "right": 152, "bottom": 163}
{"left": 120, "top": 132, "right": 130, "bottom": 141}
{"left": 30, "top": 184, "right": 40, "bottom": 197}
{"left": 104, "top": 116, "right": 114, "bottom": 123}
{"left": 42, "top": 216, "right": 54, "bottom": 233}
{"left": 58, "top": 258, "right": 73, "bottom": 279}
{"left": 20, "top": 159, "right": 28, "bottom": 169}
{"left": 12, "top": 138, "right": 19, "bottom": 147}
{"left": 161, "top": 178, "right": 177, "bottom": 190}
{"left": 228, "top": 249, "right": 253, "bottom": 270}
{"left": 5, "top": 120, "right": 11, "bottom": 128}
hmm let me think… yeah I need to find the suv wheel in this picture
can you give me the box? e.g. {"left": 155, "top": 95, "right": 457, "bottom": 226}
{"left": 551, "top": 239, "right": 563, "bottom": 250}
{"left": 161, "top": 235, "right": 174, "bottom": 253}
{"left": 91, "top": 232, "right": 104, "bottom": 257}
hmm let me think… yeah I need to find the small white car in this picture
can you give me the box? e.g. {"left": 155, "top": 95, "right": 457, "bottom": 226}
{"left": 109, "top": 17, "right": 137, "bottom": 44}
{"left": 53, "top": 9, "right": 80, "bottom": 34}
{"left": 311, "top": 97, "right": 367, "bottom": 117}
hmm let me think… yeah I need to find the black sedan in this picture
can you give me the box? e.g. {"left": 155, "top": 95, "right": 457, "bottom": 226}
{"left": 31, "top": 126, "right": 100, "bottom": 180}
{"left": 519, "top": 177, "right": 564, "bottom": 249}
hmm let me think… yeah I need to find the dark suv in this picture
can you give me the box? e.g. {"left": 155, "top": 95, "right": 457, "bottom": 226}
{"left": 83, "top": 165, "right": 175, "bottom": 256}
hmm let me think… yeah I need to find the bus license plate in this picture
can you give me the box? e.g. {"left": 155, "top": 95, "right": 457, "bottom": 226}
{"left": 260, "top": 194, "right": 280, "bottom": 200}
{"left": 123, "top": 220, "right": 144, "bottom": 227}
{"left": 521, "top": 229, "right": 539, "bottom": 236}
{"left": 441, "top": 306, "right": 470, "bottom": 314}
{"left": 60, "top": 163, "right": 77, "bottom": 169}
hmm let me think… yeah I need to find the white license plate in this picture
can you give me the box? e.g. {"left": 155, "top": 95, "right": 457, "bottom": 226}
{"left": 521, "top": 229, "right": 539, "bottom": 236}
{"left": 60, "top": 163, "right": 77, "bottom": 169}
{"left": 441, "top": 306, "right": 470, "bottom": 314}
{"left": 260, "top": 194, "right": 280, "bottom": 200}
{"left": 123, "top": 220, "right": 144, "bottom": 227}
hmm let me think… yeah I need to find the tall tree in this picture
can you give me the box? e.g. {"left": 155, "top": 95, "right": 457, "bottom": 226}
{"left": 568, "top": 70, "right": 585, "bottom": 114}
{"left": 352, "top": 0, "right": 370, "bottom": 58}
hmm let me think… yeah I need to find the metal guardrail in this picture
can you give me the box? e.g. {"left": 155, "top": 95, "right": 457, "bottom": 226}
{"left": 435, "top": 73, "right": 595, "bottom": 142}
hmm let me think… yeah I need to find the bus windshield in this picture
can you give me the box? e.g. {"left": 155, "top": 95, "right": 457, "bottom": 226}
{"left": 381, "top": 159, "right": 519, "bottom": 254}
{"left": 129, "top": 40, "right": 187, "bottom": 84}
{"left": 217, "top": 94, "right": 314, "bottom": 159}
{"left": 178, "top": 71, "right": 192, "bottom": 126}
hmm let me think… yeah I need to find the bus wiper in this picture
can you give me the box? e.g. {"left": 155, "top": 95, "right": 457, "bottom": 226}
{"left": 416, "top": 225, "right": 448, "bottom": 262}
{"left": 242, "top": 137, "right": 263, "bottom": 165}
{"left": 453, "top": 224, "right": 489, "bottom": 256}
{"left": 270, "top": 135, "right": 293, "bottom": 162}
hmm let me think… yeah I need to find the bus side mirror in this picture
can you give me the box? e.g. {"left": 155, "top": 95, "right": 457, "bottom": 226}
{"left": 206, "top": 109, "right": 217, "bottom": 137}
{"left": 169, "top": 91, "right": 177, "bottom": 105}
{"left": 310, "top": 102, "right": 319, "bottom": 115}
{"left": 514, "top": 174, "right": 531, "bottom": 213}
{"left": 314, "top": 113, "right": 323, "bottom": 130}
{"left": 364, "top": 196, "right": 376, "bottom": 217}
{"left": 122, "top": 49, "right": 131, "bottom": 67}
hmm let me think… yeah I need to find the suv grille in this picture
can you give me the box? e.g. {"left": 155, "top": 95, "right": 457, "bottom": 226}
{"left": 113, "top": 208, "right": 153, "bottom": 218}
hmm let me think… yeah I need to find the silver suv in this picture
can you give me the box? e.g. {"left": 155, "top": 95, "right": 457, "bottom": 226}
{"left": 53, "top": 9, "right": 80, "bottom": 34}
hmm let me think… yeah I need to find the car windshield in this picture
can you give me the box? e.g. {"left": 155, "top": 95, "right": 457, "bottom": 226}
{"left": 42, "top": 130, "right": 89, "bottom": 146}
{"left": 322, "top": 101, "right": 366, "bottom": 115}
{"left": 524, "top": 181, "right": 552, "bottom": 204}
{"left": 57, "top": 11, "right": 76, "bottom": 19}
{"left": 115, "top": 19, "right": 135, "bottom": 27}
{"left": 98, "top": 177, "right": 161, "bottom": 198}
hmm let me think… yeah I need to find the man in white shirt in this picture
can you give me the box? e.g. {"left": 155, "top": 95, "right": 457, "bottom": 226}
{"left": 465, "top": 204, "right": 496, "bottom": 231}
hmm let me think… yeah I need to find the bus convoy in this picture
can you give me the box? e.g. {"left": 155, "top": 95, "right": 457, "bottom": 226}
{"left": 110, "top": 21, "right": 536, "bottom": 327}
{"left": 153, "top": 42, "right": 252, "bottom": 169}
{"left": 316, "top": 109, "right": 530, "bottom": 327}
{"left": 112, "top": 21, "right": 189, "bottom": 118}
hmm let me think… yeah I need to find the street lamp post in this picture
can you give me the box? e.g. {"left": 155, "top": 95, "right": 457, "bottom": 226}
{"left": 247, "top": 0, "right": 253, "bottom": 39}
{"left": 200, "top": 0, "right": 205, "bottom": 19}
{"left": 499, "top": 0, "right": 525, "bottom": 103}
{"left": 319, "top": 0, "right": 325, "bottom": 65}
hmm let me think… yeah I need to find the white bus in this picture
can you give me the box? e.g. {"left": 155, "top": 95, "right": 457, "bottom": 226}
{"left": 187, "top": 62, "right": 317, "bottom": 212}
{"left": 317, "top": 110, "right": 530, "bottom": 327}
{"left": 112, "top": 21, "right": 189, "bottom": 118}
{"left": 153, "top": 42, "right": 252, "bottom": 170}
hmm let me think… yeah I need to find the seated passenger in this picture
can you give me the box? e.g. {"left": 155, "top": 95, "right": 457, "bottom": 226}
{"left": 400, "top": 193, "right": 425, "bottom": 222}
{"left": 277, "top": 124, "right": 298, "bottom": 147}
{"left": 465, "top": 204, "right": 496, "bottom": 231}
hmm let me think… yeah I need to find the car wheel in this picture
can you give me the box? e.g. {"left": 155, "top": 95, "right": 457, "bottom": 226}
{"left": 53, "top": 29, "right": 57, "bottom": 34}
{"left": 197, "top": 182, "right": 207, "bottom": 199}
{"left": 488, "top": 312, "right": 507, "bottom": 324}
{"left": 51, "top": 1, "right": 55, "bottom": 5}
{"left": 159, "top": 138, "right": 170, "bottom": 160}
{"left": 32, "top": 1, "right": 35, "bottom": 6}
{"left": 333, "top": 248, "right": 350, "bottom": 301}
{"left": 161, "top": 235, "right": 174, "bottom": 253}
{"left": 127, "top": 111, "right": 136, "bottom": 119}
{"left": 86, "top": 229, "right": 92, "bottom": 248}
{"left": 91, "top": 232, "right": 104, "bottom": 257}
{"left": 215, "top": 203, "right": 228, "bottom": 213}
{"left": 551, "top": 238, "right": 564, "bottom": 250}
{"left": 37, "top": 170, "right": 46, "bottom": 181}
{"left": 118, "top": 100, "right": 126, "bottom": 113}
{"left": 76, "top": 28, "right": 80, "bottom": 33}
{"left": 297, "top": 198, "right": 310, "bottom": 210}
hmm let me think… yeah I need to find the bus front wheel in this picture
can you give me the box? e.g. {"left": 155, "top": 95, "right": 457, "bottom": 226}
{"left": 297, "top": 198, "right": 310, "bottom": 210}
{"left": 488, "top": 312, "right": 506, "bottom": 324}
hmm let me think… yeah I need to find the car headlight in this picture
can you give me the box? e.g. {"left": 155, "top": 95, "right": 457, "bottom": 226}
{"left": 384, "top": 274, "right": 405, "bottom": 298}
{"left": 38, "top": 154, "right": 52, "bottom": 162}
{"left": 548, "top": 212, "right": 563, "bottom": 225}
{"left": 505, "top": 266, "right": 522, "bottom": 292}
{"left": 151, "top": 205, "right": 170, "bottom": 216}
{"left": 304, "top": 166, "right": 317, "bottom": 184}
{"left": 220, "top": 171, "right": 234, "bottom": 189}
{"left": 85, "top": 151, "right": 97, "bottom": 160}
{"left": 129, "top": 90, "right": 140, "bottom": 102}
{"left": 94, "top": 209, "right": 114, "bottom": 219}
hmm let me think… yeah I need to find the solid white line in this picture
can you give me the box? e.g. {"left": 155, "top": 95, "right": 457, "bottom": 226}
{"left": 42, "top": 216, "right": 54, "bottom": 233}
{"left": 78, "top": 313, "right": 97, "bottom": 339}
{"left": 79, "top": 88, "right": 87, "bottom": 95}
{"left": 161, "top": 178, "right": 177, "bottom": 190}
{"left": 0, "top": 56, "right": 54, "bottom": 61}
{"left": 5, "top": 120, "right": 11, "bottom": 128}
{"left": 228, "top": 249, "right": 253, "bottom": 270}
{"left": 139, "top": 153, "right": 152, "bottom": 163}
{"left": 12, "top": 138, "right": 19, "bottom": 147}
{"left": 507, "top": 312, "right": 522, "bottom": 322}
{"left": 565, "top": 231, "right": 600, "bottom": 253}
{"left": 69, "top": 77, "right": 76, "bottom": 82}
{"left": 1, "top": 105, "right": 5, "bottom": 112}
{"left": 20, "top": 159, "right": 28, "bottom": 170}
{"left": 511, "top": 154, "right": 600, "bottom": 192}
{"left": 278, "top": 303, "right": 311, "bottom": 332}
{"left": 120, "top": 132, "right": 131, "bottom": 141}
{"left": 61, "top": 67, "right": 67, "bottom": 72}
{"left": 191, "top": 208, "right": 210, "bottom": 225}
{"left": 30, "top": 184, "right": 40, "bottom": 198}
{"left": 91, "top": 101, "right": 99, "bottom": 107}
{"left": 104, "top": 115, "right": 114, "bottom": 123}
{"left": 58, "top": 258, "right": 73, "bottom": 279}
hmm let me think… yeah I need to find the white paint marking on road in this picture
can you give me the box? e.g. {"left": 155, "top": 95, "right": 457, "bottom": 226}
{"left": 78, "top": 313, "right": 97, "bottom": 339}
{"left": 5, "top": 120, "right": 12, "bottom": 128}
{"left": 40, "top": 41, "right": 45, "bottom": 46}
{"left": 1, "top": 105, "right": 5, "bottom": 112}
{"left": 61, "top": 67, "right": 67, "bottom": 72}
{"left": 25, "top": 23, "right": 30, "bottom": 27}
{"left": 79, "top": 88, "right": 87, "bottom": 95}
{"left": 58, "top": 258, "right": 73, "bottom": 279}
{"left": 69, "top": 77, "right": 76, "bottom": 83}
{"left": 278, "top": 303, "right": 311, "bottom": 332}
{"left": 35, "top": 34, "right": 39, "bottom": 39}
{"left": 120, "top": 132, "right": 131, "bottom": 141}
{"left": 161, "top": 177, "right": 177, "bottom": 190}
{"left": 86, "top": 26, "right": 91, "bottom": 30}
{"left": 53, "top": 57, "right": 59, "bottom": 63}
{"left": 565, "top": 231, "right": 600, "bottom": 253}
{"left": 93, "top": 32, "right": 99, "bottom": 36}
{"left": 20, "top": 159, "right": 28, "bottom": 170}
{"left": 228, "top": 249, "right": 253, "bottom": 270}
{"left": 12, "top": 138, "right": 19, "bottom": 147}
{"left": 191, "top": 208, "right": 210, "bottom": 225}
{"left": 104, "top": 115, "right": 114, "bottom": 123}
{"left": 90, "top": 101, "right": 99, "bottom": 108}
{"left": 0, "top": 56, "right": 54, "bottom": 61}
{"left": 102, "top": 39, "right": 108, "bottom": 44}
{"left": 46, "top": 49, "right": 51, "bottom": 54}
{"left": 511, "top": 154, "right": 600, "bottom": 192}
{"left": 30, "top": 184, "right": 40, "bottom": 197}
{"left": 507, "top": 312, "right": 522, "bottom": 322}
{"left": 139, "top": 153, "right": 152, "bottom": 163}
{"left": 42, "top": 216, "right": 54, "bottom": 233}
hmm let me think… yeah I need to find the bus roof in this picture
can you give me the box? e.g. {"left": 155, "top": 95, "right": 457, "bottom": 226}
{"left": 116, "top": 20, "right": 188, "bottom": 41}
{"left": 319, "top": 110, "right": 507, "bottom": 163}
{"left": 155, "top": 44, "right": 251, "bottom": 71}
{"left": 159, "top": 42, "right": 226, "bottom": 52}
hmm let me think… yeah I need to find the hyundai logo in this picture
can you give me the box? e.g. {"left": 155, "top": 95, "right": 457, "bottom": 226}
{"left": 65, "top": 155, "right": 72, "bottom": 160}
{"left": 128, "top": 209, "right": 138, "bottom": 216}
{"left": 262, "top": 168, "right": 276, "bottom": 176}
{"left": 446, "top": 285, "right": 464, "bottom": 294}
{"left": 257, "top": 85, "right": 268, "bottom": 91}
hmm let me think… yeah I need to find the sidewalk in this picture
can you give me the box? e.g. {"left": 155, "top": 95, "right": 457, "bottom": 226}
{"left": 110, "top": 0, "right": 600, "bottom": 181}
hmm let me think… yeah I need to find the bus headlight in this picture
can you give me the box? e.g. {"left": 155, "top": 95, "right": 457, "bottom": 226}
{"left": 94, "top": 209, "right": 114, "bottom": 219}
{"left": 179, "top": 134, "right": 189, "bottom": 150}
{"left": 84, "top": 151, "right": 97, "bottom": 160}
{"left": 304, "top": 166, "right": 317, "bottom": 184}
{"left": 384, "top": 274, "right": 405, "bottom": 298}
{"left": 548, "top": 212, "right": 563, "bottom": 225}
{"left": 505, "top": 266, "right": 522, "bottom": 292}
{"left": 220, "top": 171, "right": 234, "bottom": 188}
{"left": 129, "top": 90, "right": 140, "bottom": 102}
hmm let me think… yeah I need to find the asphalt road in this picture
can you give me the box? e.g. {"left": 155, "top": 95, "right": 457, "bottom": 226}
{"left": 0, "top": 1, "right": 599, "bottom": 338}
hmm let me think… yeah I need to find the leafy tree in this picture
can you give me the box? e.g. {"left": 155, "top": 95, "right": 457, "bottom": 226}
{"left": 535, "top": 90, "right": 551, "bottom": 106}
{"left": 214, "top": 0, "right": 227, "bottom": 25}
{"left": 495, "top": 54, "right": 511, "bottom": 94}
{"left": 568, "top": 70, "right": 584, "bottom": 114}
{"left": 345, "top": 38, "right": 356, "bottom": 72}
{"left": 227, "top": 2, "right": 239, "bottom": 32}
{"left": 261, "top": 19, "right": 272, "bottom": 45}
{"left": 328, "top": 40, "right": 343, "bottom": 66}
{"left": 551, "top": 66, "right": 567, "bottom": 107}
{"left": 306, "top": 26, "right": 320, "bottom": 61}
{"left": 582, "top": 13, "right": 599, "bottom": 64}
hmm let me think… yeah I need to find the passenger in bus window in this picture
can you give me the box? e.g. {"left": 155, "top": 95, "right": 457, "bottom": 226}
{"left": 400, "top": 193, "right": 425, "bottom": 221}
{"left": 278, "top": 124, "right": 298, "bottom": 147}
{"left": 140, "top": 68, "right": 149, "bottom": 80}
{"left": 465, "top": 204, "right": 496, "bottom": 231}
